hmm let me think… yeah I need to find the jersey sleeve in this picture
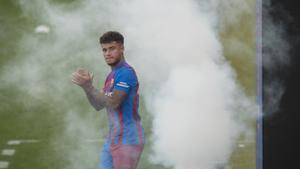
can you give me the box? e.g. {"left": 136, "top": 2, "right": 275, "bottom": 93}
{"left": 113, "top": 68, "right": 137, "bottom": 94}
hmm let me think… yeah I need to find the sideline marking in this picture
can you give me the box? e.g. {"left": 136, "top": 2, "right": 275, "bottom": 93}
{"left": 84, "top": 138, "right": 104, "bottom": 143}
{"left": 7, "top": 140, "right": 40, "bottom": 145}
{"left": 0, "top": 161, "right": 9, "bottom": 169}
{"left": 7, "top": 140, "right": 21, "bottom": 145}
{"left": 1, "top": 149, "right": 15, "bottom": 156}
{"left": 238, "top": 144, "right": 245, "bottom": 148}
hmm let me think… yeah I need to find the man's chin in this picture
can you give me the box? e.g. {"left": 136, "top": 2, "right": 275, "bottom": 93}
{"left": 107, "top": 62, "right": 117, "bottom": 66}
{"left": 106, "top": 59, "right": 122, "bottom": 67}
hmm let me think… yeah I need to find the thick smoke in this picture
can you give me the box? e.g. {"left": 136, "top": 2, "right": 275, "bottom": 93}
{"left": 1, "top": 1, "right": 111, "bottom": 168}
{"left": 112, "top": 0, "right": 256, "bottom": 168}
{"left": 1, "top": 0, "right": 256, "bottom": 169}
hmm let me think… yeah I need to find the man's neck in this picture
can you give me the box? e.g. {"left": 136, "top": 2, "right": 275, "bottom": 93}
{"left": 110, "top": 58, "right": 125, "bottom": 70}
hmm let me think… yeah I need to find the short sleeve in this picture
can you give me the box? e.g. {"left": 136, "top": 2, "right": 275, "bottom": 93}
{"left": 113, "top": 68, "right": 137, "bottom": 94}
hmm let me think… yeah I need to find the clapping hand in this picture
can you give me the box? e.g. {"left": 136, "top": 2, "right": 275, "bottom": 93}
{"left": 71, "top": 68, "right": 94, "bottom": 89}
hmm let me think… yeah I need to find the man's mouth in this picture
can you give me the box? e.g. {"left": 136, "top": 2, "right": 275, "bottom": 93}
{"left": 106, "top": 58, "right": 113, "bottom": 61}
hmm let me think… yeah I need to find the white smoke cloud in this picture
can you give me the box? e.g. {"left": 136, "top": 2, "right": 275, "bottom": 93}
{"left": 149, "top": 65, "right": 247, "bottom": 169}
{"left": 1, "top": 0, "right": 256, "bottom": 169}
{"left": 111, "top": 0, "right": 256, "bottom": 168}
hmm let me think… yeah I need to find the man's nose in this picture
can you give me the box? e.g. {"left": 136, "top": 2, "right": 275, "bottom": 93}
{"left": 104, "top": 50, "right": 111, "bottom": 56}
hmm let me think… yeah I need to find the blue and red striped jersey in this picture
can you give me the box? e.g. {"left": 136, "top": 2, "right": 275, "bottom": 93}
{"left": 103, "top": 61, "right": 145, "bottom": 145}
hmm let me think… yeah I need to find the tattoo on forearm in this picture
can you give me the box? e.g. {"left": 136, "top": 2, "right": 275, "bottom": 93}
{"left": 84, "top": 86, "right": 105, "bottom": 111}
{"left": 83, "top": 85, "right": 126, "bottom": 111}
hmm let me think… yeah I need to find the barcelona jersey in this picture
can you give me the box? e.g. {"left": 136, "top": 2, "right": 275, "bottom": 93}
{"left": 102, "top": 61, "right": 145, "bottom": 145}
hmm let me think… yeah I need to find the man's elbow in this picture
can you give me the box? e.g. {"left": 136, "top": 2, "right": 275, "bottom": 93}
{"left": 94, "top": 104, "right": 103, "bottom": 111}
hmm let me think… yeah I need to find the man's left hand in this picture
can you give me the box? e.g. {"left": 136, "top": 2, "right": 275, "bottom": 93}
{"left": 71, "top": 68, "right": 94, "bottom": 89}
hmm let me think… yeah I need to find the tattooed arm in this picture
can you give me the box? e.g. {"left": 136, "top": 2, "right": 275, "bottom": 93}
{"left": 72, "top": 68, "right": 126, "bottom": 111}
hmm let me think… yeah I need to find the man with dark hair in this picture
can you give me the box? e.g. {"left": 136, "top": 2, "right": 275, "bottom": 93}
{"left": 72, "top": 31, "right": 145, "bottom": 169}
{"left": 100, "top": 31, "right": 124, "bottom": 44}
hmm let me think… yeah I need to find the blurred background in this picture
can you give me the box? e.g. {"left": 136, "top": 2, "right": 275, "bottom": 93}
{"left": 0, "top": 0, "right": 257, "bottom": 169}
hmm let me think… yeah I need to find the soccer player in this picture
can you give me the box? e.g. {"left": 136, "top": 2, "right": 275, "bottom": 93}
{"left": 71, "top": 31, "right": 145, "bottom": 169}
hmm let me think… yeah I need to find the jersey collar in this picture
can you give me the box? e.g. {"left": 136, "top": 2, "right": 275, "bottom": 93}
{"left": 112, "top": 59, "right": 126, "bottom": 70}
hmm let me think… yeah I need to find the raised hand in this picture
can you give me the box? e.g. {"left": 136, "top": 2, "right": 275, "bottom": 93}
{"left": 71, "top": 68, "right": 94, "bottom": 89}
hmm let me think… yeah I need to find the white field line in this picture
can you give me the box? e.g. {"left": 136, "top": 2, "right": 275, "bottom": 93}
{"left": 7, "top": 140, "right": 21, "bottom": 145}
{"left": 238, "top": 144, "right": 245, "bottom": 148}
{"left": 0, "top": 161, "right": 9, "bottom": 169}
{"left": 1, "top": 149, "right": 15, "bottom": 156}
{"left": 7, "top": 139, "right": 40, "bottom": 145}
{"left": 84, "top": 138, "right": 104, "bottom": 143}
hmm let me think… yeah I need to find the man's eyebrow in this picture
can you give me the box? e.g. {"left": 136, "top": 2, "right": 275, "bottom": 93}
{"left": 102, "top": 45, "right": 115, "bottom": 50}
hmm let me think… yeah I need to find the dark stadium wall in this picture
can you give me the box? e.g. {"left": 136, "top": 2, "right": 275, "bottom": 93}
{"left": 263, "top": 0, "right": 300, "bottom": 169}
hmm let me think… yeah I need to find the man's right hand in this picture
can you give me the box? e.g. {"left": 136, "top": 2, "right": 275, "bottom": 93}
{"left": 71, "top": 68, "right": 94, "bottom": 90}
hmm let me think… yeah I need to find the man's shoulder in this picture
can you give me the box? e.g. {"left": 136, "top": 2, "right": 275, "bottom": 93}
{"left": 113, "top": 64, "right": 138, "bottom": 88}
{"left": 116, "top": 64, "right": 137, "bottom": 77}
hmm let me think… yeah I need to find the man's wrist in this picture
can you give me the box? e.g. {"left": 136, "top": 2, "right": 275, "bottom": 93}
{"left": 82, "top": 83, "right": 94, "bottom": 93}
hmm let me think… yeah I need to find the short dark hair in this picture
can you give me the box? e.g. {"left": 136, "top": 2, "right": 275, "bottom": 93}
{"left": 99, "top": 31, "right": 124, "bottom": 44}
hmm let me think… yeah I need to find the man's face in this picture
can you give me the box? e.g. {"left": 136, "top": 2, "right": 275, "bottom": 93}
{"left": 101, "top": 41, "right": 124, "bottom": 66}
